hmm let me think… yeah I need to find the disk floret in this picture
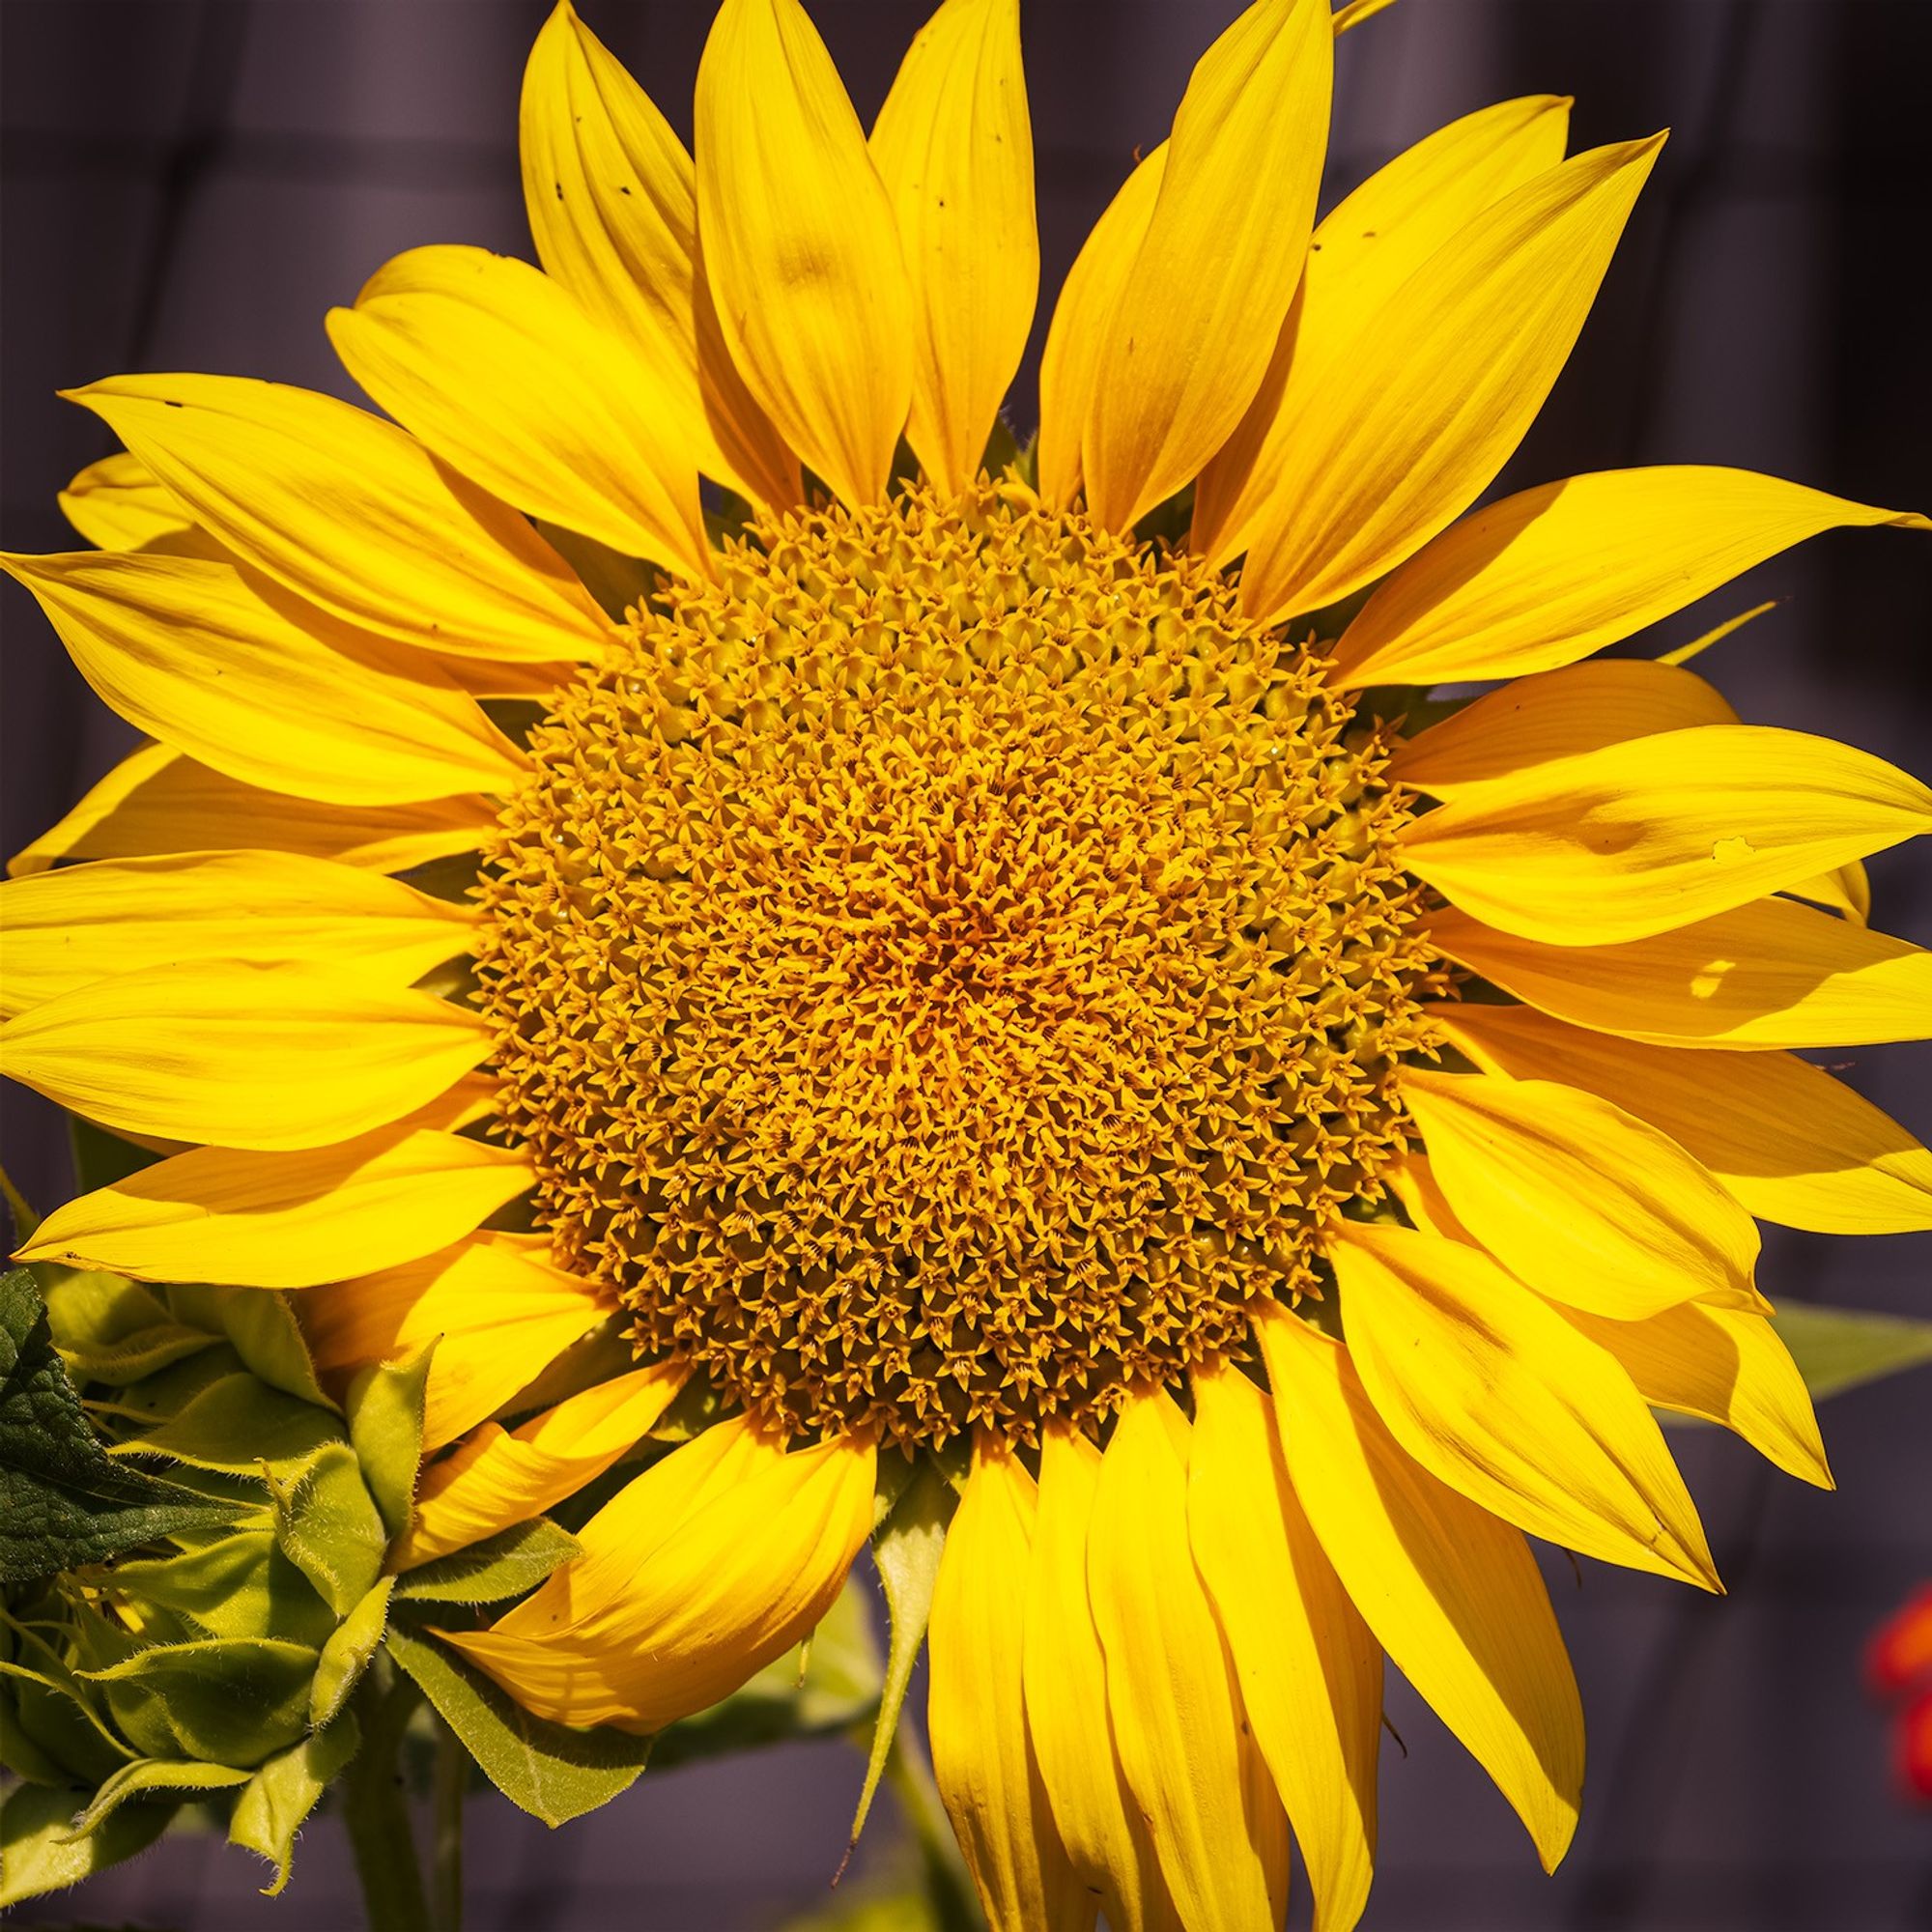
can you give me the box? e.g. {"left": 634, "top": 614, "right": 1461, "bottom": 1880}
{"left": 479, "top": 480, "right": 1443, "bottom": 1446}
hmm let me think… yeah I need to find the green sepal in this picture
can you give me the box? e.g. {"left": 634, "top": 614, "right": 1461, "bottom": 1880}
{"left": 652, "top": 1570, "right": 882, "bottom": 1770}
{"left": 167, "top": 1285, "right": 335, "bottom": 1408}
{"left": 70, "top": 1114, "right": 163, "bottom": 1192}
{"left": 384, "top": 1619, "right": 654, "bottom": 1828}
{"left": 268, "top": 1441, "right": 389, "bottom": 1616}
{"left": 0, "top": 1160, "right": 40, "bottom": 1241}
{"left": 1773, "top": 1298, "right": 1932, "bottom": 1403}
{"left": 0, "top": 1778, "right": 172, "bottom": 1909}
{"left": 0, "top": 1266, "right": 238, "bottom": 1583}
{"left": 228, "top": 1712, "right": 362, "bottom": 1896}
{"left": 111, "top": 1372, "right": 339, "bottom": 1473}
{"left": 310, "top": 1578, "right": 395, "bottom": 1728}
{"left": 104, "top": 1529, "right": 337, "bottom": 1648}
{"left": 533, "top": 519, "right": 659, "bottom": 621}
{"left": 87, "top": 1341, "right": 246, "bottom": 1426}
{"left": 0, "top": 1653, "right": 136, "bottom": 1788}
{"left": 345, "top": 1343, "right": 435, "bottom": 1542}
{"left": 391, "top": 1517, "right": 582, "bottom": 1605}
{"left": 77, "top": 1635, "right": 319, "bottom": 1767}
{"left": 63, "top": 1753, "right": 253, "bottom": 1839}
{"left": 848, "top": 1458, "right": 954, "bottom": 1852}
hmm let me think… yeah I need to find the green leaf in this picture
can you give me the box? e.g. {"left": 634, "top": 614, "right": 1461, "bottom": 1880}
{"left": 850, "top": 1459, "right": 954, "bottom": 1851}
{"left": 384, "top": 1620, "right": 654, "bottom": 1828}
{"left": 228, "top": 1712, "right": 362, "bottom": 1896}
{"left": 79, "top": 1635, "right": 319, "bottom": 1767}
{"left": 345, "top": 1343, "right": 435, "bottom": 1541}
{"left": 269, "top": 1441, "right": 390, "bottom": 1616}
{"left": 0, "top": 1779, "right": 172, "bottom": 1908}
{"left": 1773, "top": 1298, "right": 1932, "bottom": 1403}
{"left": 112, "top": 1371, "right": 339, "bottom": 1473}
{"left": 64, "top": 1754, "right": 253, "bottom": 1838}
{"left": 311, "top": 1578, "right": 395, "bottom": 1728}
{"left": 0, "top": 1266, "right": 238, "bottom": 1583}
{"left": 42, "top": 1270, "right": 218, "bottom": 1387}
{"left": 652, "top": 1571, "right": 883, "bottom": 1770}
{"left": 392, "top": 1517, "right": 582, "bottom": 1605}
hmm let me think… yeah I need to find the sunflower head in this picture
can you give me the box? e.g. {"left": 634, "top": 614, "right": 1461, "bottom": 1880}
{"left": 482, "top": 478, "right": 1445, "bottom": 1447}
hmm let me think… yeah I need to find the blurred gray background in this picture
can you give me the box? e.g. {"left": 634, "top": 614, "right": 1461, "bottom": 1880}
{"left": 3, "top": 1, "right": 1929, "bottom": 1927}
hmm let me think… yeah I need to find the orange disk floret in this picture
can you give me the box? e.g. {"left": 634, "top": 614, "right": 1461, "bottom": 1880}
{"left": 477, "top": 480, "right": 1447, "bottom": 1446}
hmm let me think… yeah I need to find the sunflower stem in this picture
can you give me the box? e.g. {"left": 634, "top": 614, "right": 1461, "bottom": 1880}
{"left": 343, "top": 1662, "right": 432, "bottom": 1932}
{"left": 430, "top": 1714, "right": 466, "bottom": 1932}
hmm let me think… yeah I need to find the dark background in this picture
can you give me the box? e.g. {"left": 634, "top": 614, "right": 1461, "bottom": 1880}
{"left": 3, "top": 1, "right": 1929, "bottom": 1926}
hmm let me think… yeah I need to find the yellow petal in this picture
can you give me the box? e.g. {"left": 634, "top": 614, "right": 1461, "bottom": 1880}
{"left": 1195, "top": 94, "right": 1570, "bottom": 565}
{"left": 1389, "top": 659, "right": 1734, "bottom": 798}
{"left": 520, "top": 0, "right": 796, "bottom": 508}
{"left": 695, "top": 0, "right": 914, "bottom": 507}
{"left": 1401, "top": 724, "right": 1932, "bottom": 945}
{"left": 1, "top": 551, "right": 526, "bottom": 806}
{"left": 1330, "top": 1219, "right": 1719, "bottom": 1589}
{"left": 328, "top": 246, "right": 710, "bottom": 581}
{"left": 7, "top": 744, "right": 494, "bottom": 880}
{"left": 1036, "top": 146, "right": 1166, "bottom": 509}
{"left": 447, "top": 1419, "right": 874, "bottom": 1728}
{"left": 14, "top": 1122, "right": 527, "bottom": 1290}
{"left": 59, "top": 451, "right": 214, "bottom": 554}
{"left": 0, "top": 962, "right": 491, "bottom": 1152}
{"left": 1332, "top": 468, "right": 1929, "bottom": 689}
{"left": 0, "top": 850, "right": 473, "bottom": 1019}
{"left": 870, "top": 0, "right": 1037, "bottom": 497}
{"left": 1024, "top": 1425, "right": 1177, "bottom": 1932}
{"left": 1189, "top": 1360, "right": 1380, "bottom": 1932}
{"left": 1560, "top": 1300, "right": 1831, "bottom": 1490}
{"left": 929, "top": 1438, "right": 1094, "bottom": 1932}
{"left": 1080, "top": 0, "right": 1332, "bottom": 530}
{"left": 1787, "top": 860, "right": 1870, "bottom": 926}
{"left": 302, "top": 1234, "right": 613, "bottom": 1451}
{"left": 398, "top": 1361, "right": 690, "bottom": 1567}
{"left": 1436, "top": 1002, "right": 1932, "bottom": 1236}
{"left": 1402, "top": 1065, "right": 1760, "bottom": 1319}
{"left": 1430, "top": 896, "right": 1932, "bottom": 1050}
{"left": 1239, "top": 135, "right": 1662, "bottom": 625}
{"left": 66, "top": 374, "right": 609, "bottom": 662}
{"left": 1087, "top": 1386, "right": 1287, "bottom": 1931}
{"left": 1254, "top": 1305, "right": 1582, "bottom": 1871}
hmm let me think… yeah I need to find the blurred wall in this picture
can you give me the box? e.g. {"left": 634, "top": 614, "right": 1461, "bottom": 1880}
{"left": 3, "top": 3, "right": 1929, "bottom": 1927}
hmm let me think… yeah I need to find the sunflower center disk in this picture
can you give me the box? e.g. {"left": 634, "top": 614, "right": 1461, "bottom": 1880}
{"left": 479, "top": 482, "right": 1443, "bottom": 1448}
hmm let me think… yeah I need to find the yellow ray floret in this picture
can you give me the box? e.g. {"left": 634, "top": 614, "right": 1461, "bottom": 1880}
{"left": 1256, "top": 1307, "right": 1583, "bottom": 1872}
{"left": 928, "top": 1439, "right": 1092, "bottom": 1932}
{"left": 1086, "top": 1388, "right": 1289, "bottom": 1931}
{"left": 1431, "top": 896, "right": 1932, "bottom": 1049}
{"left": 0, "top": 963, "right": 491, "bottom": 1152}
{"left": 1188, "top": 1361, "right": 1379, "bottom": 1932}
{"left": 1330, "top": 1218, "right": 1719, "bottom": 1588}
{"left": 328, "top": 245, "right": 712, "bottom": 580}
{"left": 0, "top": 551, "right": 527, "bottom": 807}
{"left": 870, "top": 0, "right": 1037, "bottom": 498}
{"left": 1437, "top": 1002, "right": 1932, "bottom": 1235}
{"left": 448, "top": 1418, "right": 874, "bottom": 1729}
{"left": 7, "top": 743, "right": 496, "bottom": 880}
{"left": 1402, "top": 1065, "right": 1761, "bottom": 1319}
{"left": 67, "top": 374, "right": 611, "bottom": 662}
{"left": 0, "top": 850, "right": 473, "bottom": 1019}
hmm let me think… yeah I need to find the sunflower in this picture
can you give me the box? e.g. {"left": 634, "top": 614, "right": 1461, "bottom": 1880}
{"left": 3, "top": 0, "right": 1930, "bottom": 1924}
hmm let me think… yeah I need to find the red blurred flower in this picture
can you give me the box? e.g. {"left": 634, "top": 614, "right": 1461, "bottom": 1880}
{"left": 1866, "top": 1584, "right": 1932, "bottom": 1802}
